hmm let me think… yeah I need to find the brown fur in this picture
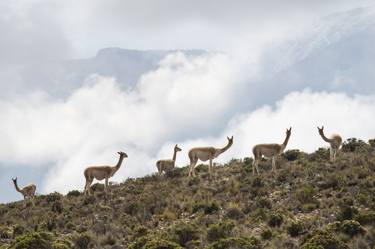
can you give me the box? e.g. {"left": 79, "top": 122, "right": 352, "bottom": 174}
{"left": 83, "top": 151, "right": 127, "bottom": 195}
{"left": 156, "top": 144, "right": 182, "bottom": 175}
{"left": 252, "top": 127, "right": 292, "bottom": 174}
{"left": 188, "top": 136, "right": 233, "bottom": 177}
{"left": 318, "top": 126, "right": 342, "bottom": 163}
{"left": 12, "top": 177, "right": 36, "bottom": 200}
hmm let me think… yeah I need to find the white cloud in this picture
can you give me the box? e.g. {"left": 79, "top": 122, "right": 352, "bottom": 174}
{"left": 170, "top": 90, "right": 375, "bottom": 169}
{"left": 0, "top": 50, "right": 375, "bottom": 197}
{"left": 0, "top": 52, "right": 252, "bottom": 193}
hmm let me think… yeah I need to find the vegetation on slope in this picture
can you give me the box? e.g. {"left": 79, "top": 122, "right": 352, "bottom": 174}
{"left": 0, "top": 138, "right": 375, "bottom": 249}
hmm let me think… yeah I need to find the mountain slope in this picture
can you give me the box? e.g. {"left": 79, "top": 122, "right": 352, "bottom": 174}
{"left": 0, "top": 138, "right": 375, "bottom": 248}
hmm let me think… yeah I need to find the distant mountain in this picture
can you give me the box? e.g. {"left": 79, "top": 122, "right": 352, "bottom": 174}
{"left": 64, "top": 48, "right": 207, "bottom": 90}
{"left": 257, "top": 7, "right": 375, "bottom": 102}
{"left": 0, "top": 48, "right": 207, "bottom": 98}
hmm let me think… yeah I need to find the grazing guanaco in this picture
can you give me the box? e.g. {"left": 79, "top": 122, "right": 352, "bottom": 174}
{"left": 318, "top": 126, "right": 342, "bottom": 163}
{"left": 188, "top": 136, "right": 233, "bottom": 177}
{"left": 252, "top": 127, "right": 292, "bottom": 174}
{"left": 12, "top": 177, "right": 36, "bottom": 200}
{"left": 156, "top": 144, "right": 182, "bottom": 175}
{"left": 83, "top": 151, "right": 127, "bottom": 195}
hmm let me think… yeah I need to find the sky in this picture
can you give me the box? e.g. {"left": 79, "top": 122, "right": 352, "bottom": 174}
{"left": 1, "top": 0, "right": 375, "bottom": 203}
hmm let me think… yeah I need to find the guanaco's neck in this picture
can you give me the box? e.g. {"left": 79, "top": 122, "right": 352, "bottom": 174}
{"left": 111, "top": 155, "right": 125, "bottom": 174}
{"left": 281, "top": 133, "right": 291, "bottom": 150}
{"left": 218, "top": 141, "right": 232, "bottom": 155}
{"left": 13, "top": 180, "right": 21, "bottom": 193}
{"left": 319, "top": 132, "right": 332, "bottom": 143}
{"left": 172, "top": 149, "right": 178, "bottom": 162}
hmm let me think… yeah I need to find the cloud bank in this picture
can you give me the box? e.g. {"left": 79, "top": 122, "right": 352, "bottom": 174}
{"left": 0, "top": 51, "right": 374, "bottom": 196}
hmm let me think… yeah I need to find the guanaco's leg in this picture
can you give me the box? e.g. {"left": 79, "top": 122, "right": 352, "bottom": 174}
{"left": 272, "top": 157, "right": 276, "bottom": 172}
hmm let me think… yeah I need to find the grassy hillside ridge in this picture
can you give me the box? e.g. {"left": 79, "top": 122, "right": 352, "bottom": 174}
{"left": 0, "top": 138, "right": 375, "bottom": 249}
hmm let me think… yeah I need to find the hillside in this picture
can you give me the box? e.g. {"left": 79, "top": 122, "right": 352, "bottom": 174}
{"left": 0, "top": 138, "right": 375, "bottom": 249}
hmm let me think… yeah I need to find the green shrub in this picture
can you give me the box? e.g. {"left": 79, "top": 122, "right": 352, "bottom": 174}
{"left": 225, "top": 207, "right": 244, "bottom": 220}
{"left": 340, "top": 220, "right": 365, "bottom": 237}
{"left": 9, "top": 232, "right": 53, "bottom": 249}
{"left": 337, "top": 205, "right": 358, "bottom": 221}
{"left": 67, "top": 190, "right": 81, "bottom": 198}
{"left": 51, "top": 201, "right": 63, "bottom": 213}
{"left": 256, "top": 197, "right": 272, "bottom": 209}
{"left": 355, "top": 211, "right": 375, "bottom": 226}
{"left": 207, "top": 221, "right": 235, "bottom": 242}
{"left": 317, "top": 176, "right": 339, "bottom": 190}
{"left": 283, "top": 149, "right": 302, "bottom": 161}
{"left": 90, "top": 183, "right": 105, "bottom": 192}
{"left": 52, "top": 242, "right": 70, "bottom": 249}
{"left": 0, "top": 225, "right": 12, "bottom": 239}
{"left": 369, "top": 139, "right": 375, "bottom": 148}
{"left": 165, "top": 167, "right": 185, "bottom": 178}
{"left": 268, "top": 213, "right": 283, "bottom": 227}
{"left": 83, "top": 195, "right": 96, "bottom": 205}
{"left": 125, "top": 202, "right": 140, "bottom": 215}
{"left": 134, "top": 226, "right": 149, "bottom": 237}
{"left": 342, "top": 138, "right": 369, "bottom": 152}
{"left": 192, "top": 201, "right": 219, "bottom": 214}
{"left": 129, "top": 235, "right": 182, "bottom": 249}
{"left": 287, "top": 221, "right": 303, "bottom": 237}
{"left": 46, "top": 192, "right": 62, "bottom": 203}
{"left": 301, "top": 230, "right": 349, "bottom": 249}
{"left": 207, "top": 237, "right": 260, "bottom": 249}
{"left": 309, "top": 148, "right": 330, "bottom": 161}
{"left": 13, "top": 225, "right": 25, "bottom": 238}
{"left": 170, "top": 222, "right": 200, "bottom": 246}
{"left": 295, "top": 185, "right": 316, "bottom": 204}
{"left": 73, "top": 233, "right": 91, "bottom": 249}
{"left": 252, "top": 177, "right": 263, "bottom": 188}
{"left": 260, "top": 229, "right": 272, "bottom": 240}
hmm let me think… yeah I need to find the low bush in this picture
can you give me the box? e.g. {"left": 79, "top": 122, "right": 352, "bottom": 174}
{"left": 287, "top": 221, "right": 303, "bottom": 237}
{"left": 225, "top": 207, "right": 244, "bottom": 220}
{"left": 337, "top": 205, "right": 358, "bottom": 221}
{"left": 192, "top": 201, "right": 219, "bottom": 215}
{"left": 268, "top": 212, "right": 283, "bottom": 227}
{"left": 295, "top": 185, "right": 316, "bottom": 204}
{"left": 67, "top": 190, "right": 81, "bottom": 198}
{"left": 207, "top": 221, "right": 235, "bottom": 242}
{"left": 207, "top": 237, "right": 260, "bottom": 249}
{"left": 340, "top": 220, "right": 365, "bottom": 237}
{"left": 46, "top": 192, "right": 62, "bottom": 203}
{"left": 355, "top": 211, "right": 375, "bottom": 226}
{"left": 73, "top": 233, "right": 91, "bottom": 249}
{"left": 170, "top": 222, "right": 200, "bottom": 247}
{"left": 301, "top": 230, "right": 349, "bottom": 249}
{"left": 342, "top": 138, "right": 369, "bottom": 152}
{"left": 283, "top": 149, "right": 302, "bottom": 161}
{"left": 260, "top": 229, "right": 272, "bottom": 240}
{"left": 129, "top": 235, "right": 182, "bottom": 249}
{"left": 9, "top": 232, "right": 53, "bottom": 249}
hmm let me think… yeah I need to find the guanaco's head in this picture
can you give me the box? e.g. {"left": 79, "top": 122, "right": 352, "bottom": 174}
{"left": 117, "top": 151, "right": 128, "bottom": 158}
{"left": 174, "top": 144, "right": 182, "bottom": 152}
{"left": 227, "top": 136, "right": 234, "bottom": 145}
{"left": 317, "top": 126, "right": 324, "bottom": 136}
{"left": 286, "top": 127, "right": 292, "bottom": 136}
